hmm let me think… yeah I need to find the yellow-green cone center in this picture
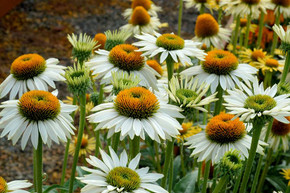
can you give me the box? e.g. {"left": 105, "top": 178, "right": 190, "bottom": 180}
{"left": 106, "top": 167, "right": 141, "bottom": 191}
{"left": 244, "top": 94, "right": 277, "bottom": 112}
{"left": 156, "top": 34, "right": 185, "bottom": 51}
{"left": 176, "top": 89, "right": 198, "bottom": 104}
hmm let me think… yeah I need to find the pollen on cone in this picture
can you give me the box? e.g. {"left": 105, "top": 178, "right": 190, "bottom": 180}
{"left": 132, "top": 0, "right": 152, "bottom": 10}
{"left": 130, "top": 6, "right": 151, "bottom": 26}
{"left": 251, "top": 50, "right": 265, "bottom": 61}
{"left": 195, "top": 14, "right": 219, "bottom": 38}
{"left": 265, "top": 59, "right": 279, "bottom": 67}
{"left": 94, "top": 33, "right": 106, "bottom": 49}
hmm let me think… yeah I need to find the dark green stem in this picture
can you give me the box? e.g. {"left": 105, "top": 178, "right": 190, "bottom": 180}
{"left": 197, "top": 162, "right": 202, "bottom": 190}
{"left": 214, "top": 85, "right": 223, "bottom": 116}
{"left": 95, "top": 130, "right": 100, "bottom": 157}
{"left": 263, "top": 71, "right": 272, "bottom": 89}
{"left": 286, "top": 185, "right": 290, "bottom": 193}
{"left": 218, "top": 8, "right": 222, "bottom": 24}
{"left": 154, "top": 141, "right": 162, "bottom": 173}
{"left": 200, "top": 4, "right": 205, "bottom": 14}
{"left": 130, "top": 136, "right": 140, "bottom": 159}
{"left": 177, "top": 0, "right": 183, "bottom": 36}
{"left": 168, "top": 155, "right": 174, "bottom": 193}
{"left": 166, "top": 56, "right": 174, "bottom": 82}
{"left": 233, "top": 164, "right": 245, "bottom": 193}
{"left": 280, "top": 51, "right": 290, "bottom": 83}
{"left": 239, "top": 32, "right": 244, "bottom": 47}
{"left": 68, "top": 94, "right": 86, "bottom": 193}
{"left": 36, "top": 136, "right": 43, "bottom": 193}
{"left": 233, "top": 15, "right": 241, "bottom": 54}
{"left": 112, "top": 132, "right": 121, "bottom": 152}
{"left": 161, "top": 140, "right": 174, "bottom": 188}
{"left": 180, "top": 142, "right": 186, "bottom": 177}
{"left": 202, "top": 160, "right": 211, "bottom": 193}
{"left": 239, "top": 120, "right": 264, "bottom": 193}
{"left": 213, "top": 175, "right": 228, "bottom": 193}
{"left": 33, "top": 149, "right": 38, "bottom": 192}
{"left": 244, "top": 12, "right": 252, "bottom": 48}
{"left": 271, "top": 9, "right": 281, "bottom": 55}
{"left": 256, "top": 12, "right": 265, "bottom": 49}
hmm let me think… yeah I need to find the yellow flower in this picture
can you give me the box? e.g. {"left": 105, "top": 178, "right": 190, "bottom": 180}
{"left": 260, "top": 58, "right": 284, "bottom": 75}
{"left": 176, "top": 122, "right": 202, "bottom": 143}
{"left": 69, "top": 134, "right": 95, "bottom": 157}
{"left": 239, "top": 48, "right": 271, "bottom": 69}
{"left": 280, "top": 168, "right": 290, "bottom": 186}
{"left": 63, "top": 94, "right": 94, "bottom": 115}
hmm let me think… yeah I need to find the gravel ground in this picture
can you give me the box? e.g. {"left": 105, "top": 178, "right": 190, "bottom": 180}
{"left": 0, "top": 0, "right": 199, "bottom": 184}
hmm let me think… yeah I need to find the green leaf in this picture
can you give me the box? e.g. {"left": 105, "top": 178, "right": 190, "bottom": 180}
{"left": 43, "top": 185, "right": 68, "bottom": 193}
{"left": 173, "top": 170, "right": 198, "bottom": 193}
{"left": 266, "top": 176, "right": 287, "bottom": 191}
{"left": 173, "top": 155, "right": 181, "bottom": 184}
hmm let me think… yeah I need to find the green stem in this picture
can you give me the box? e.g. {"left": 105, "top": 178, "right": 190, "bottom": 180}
{"left": 200, "top": 4, "right": 205, "bottom": 14}
{"left": 244, "top": 12, "right": 252, "bottom": 48}
{"left": 166, "top": 56, "right": 174, "bottom": 82}
{"left": 161, "top": 140, "right": 174, "bottom": 188}
{"left": 280, "top": 51, "right": 290, "bottom": 83}
{"left": 68, "top": 94, "right": 86, "bottom": 193}
{"left": 112, "top": 132, "right": 121, "bottom": 152}
{"left": 211, "top": 166, "right": 217, "bottom": 190}
{"left": 98, "top": 84, "right": 104, "bottom": 104}
{"left": 271, "top": 9, "right": 281, "bottom": 55}
{"left": 180, "top": 142, "right": 186, "bottom": 177}
{"left": 233, "top": 164, "right": 245, "bottom": 193}
{"left": 95, "top": 130, "right": 100, "bottom": 157}
{"left": 213, "top": 175, "right": 228, "bottom": 193}
{"left": 250, "top": 119, "right": 274, "bottom": 193}
{"left": 197, "top": 162, "right": 202, "bottom": 190}
{"left": 286, "top": 185, "right": 290, "bottom": 193}
{"left": 168, "top": 154, "right": 174, "bottom": 193}
{"left": 239, "top": 120, "right": 264, "bottom": 193}
{"left": 256, "top": 11, "right": 265, "bottom": 49}
{"left": 233, "top": 15, "right": 241, "bottom": 54}
{"left": 177, "top": 0, "right": 183, "bottom": 36}
{"left": 202, "top": 160, "right": 211, "bottom": 193}
{"left": 36, "top": 136, "right": 43, "bottom": 193}
{"left": 263, "top": 71, "right": 272, "bottom": 89}
{"left": 154, "top": 141, "right": 162, "bottom": 173}
{"left": 33, "top": 149, "right": 38, "bottom": 192}
{"left": 214, "top": 85, "right": 223, "bottom": 116}
{"left": 130, "top": 136, "right": 140, "bottom": 158}
{"left": 239, "top": 32, "right": 244, "bottom": 47}
{"left": 218, "top": 8, "right": 222, "bottom": 24}
{"left": 256, "top": 148, "right": 274, "bottom": 193}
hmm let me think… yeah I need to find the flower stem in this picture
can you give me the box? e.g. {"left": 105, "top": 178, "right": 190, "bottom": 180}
{"left": 130, "top": 136, "right": 140, "bottom": 158}
{"left": 250, "top": 119, "right": 273, "bottom": 193}
{"left": 280, "top": 51, "right": 290, "bottom": 83}
{"left": 256, "top": 148, "right": 274, "bottom": 193}
{"left": 177, "top": 0, "right": 183, "bottom": 36}
{"left": 166, "top": 56, "right": 174, "bottom": 82}
{"left": 239, "top": 32, "right": 244, "bottom": 47}
{"left": 202, "top": 160, "right": 211, "bottom": 193}
{"left": 33, "top": 149, "right": 38, "bottom": 192}
{"left": 197, "top": 162, "right": 202, "bottom": 189}
{"left": 263, "top": 70, "right": 272, "bottom": 88}
{"left": 233, "top": 15, "right": 241, "bottom": 54}
{"left": 161, "top": 140, "right": 174, "bottom": 188}
{"left": 213, "top": 175, "right": 228, "bottom": 193}
{"left": 270, "top": 9, "right": 281, "bottom": 55}
{"left": 286, "top": 185, "right": 290, "bottom": 193}
{"left": 244, "top": 13, "right": 252, "bottom": 48}
{"left": 214, "top": 85, "right": 223, "bottom": 116}
{"left": 112, "top": 132, "right": 121, "bottom": 152}
{"left": 233, "top": 164, "right": 245, "bottom": 193}
{"left": 239, "top": 120, "right": 264, "bottom": 193}
{"left": 256, "top": 11, "right": 265, "bottom": 49}
{"left": 36, "top": 136, "right": 43, "bottom": 193}
{"left": 218, "top": 8, "right": 222, "bottom": 24}
{"left": 180, "top": 142, "right": 186, "bottom": 177}
{"left": 168, "top": 155, "right": 174, "bottom": 193}
{"left": 200, "top": 4, "right": 205, "bottom": 14}
{"left": 154, "top": 141, "right": 162, "bottom": 173}
{"left": 68, "top": 94, "right": 86, "bottom": 193}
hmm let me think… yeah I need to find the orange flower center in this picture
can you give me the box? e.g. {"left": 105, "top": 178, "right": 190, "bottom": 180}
{"left": 271, "top": 0, "right": 290, "bottom": 6}
{"left": 109, "top": 44, "right": 145, "bottom": 71}
{"left": 195, "top": 14, "right": 219, "bottom": 38}
{"left": 265, "top": 59, "right": 279, "bottom": 68}
{"left": 115, "top": 87, "right": 159, "bottom": 119}
{"left": 11, "top": 54, "right": 46, "bottom": 80}
{"left": 251, "top": 50, "right": 265, "bottom": 61}
{"left": 156, "top": 34, "right": 185, "bottom": 50}
{"left": 271, "top": 117, "right": 290, "bottom": 136}
{"left": 19, "top": 90, "right": 60, "bottom": 121}
{"left": 130, "top": 6, "right": 151, "bottom": 26}
{"left": 206, "top": 113, "right": 246, "bottom": 144}
{"left": 241, "top": 0, "right": 261, "bottom": 4}
{"left": 94, "top": 33, "right": 107, "bottom": 50}
{"left": 146, "top": 60, "right": 163, "bottom": 76}
{"left": 0, "top": 177, "right": 7, "bottom": 193}
{"left": 132, "top": 0, "right": 152, "bottom": 10}
{"left": 240, "top": 18, "right": 248, "bottom": 27}
{"left": 202, "top": 50, "right": 239, "bottom": 75}
{"left": 75, "top": 136, "right": 89, "bottom": 148}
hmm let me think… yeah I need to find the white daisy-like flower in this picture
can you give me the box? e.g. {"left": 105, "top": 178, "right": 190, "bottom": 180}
{"left": 87, "top": 87, "right": 183, "bottom": 143}
{"left": 183, "top": 0, "right": 213, "bottom": 12}
{"left": 133, "top": 32, "right": 206, "bottom": 66}
{"left": 0, "top": 54, "right": 65, "bottom": 99}
{"left": 86, "top": 44, "right": 159, "bottom": 90}
{"left": 166, "top": 75, "right": 218, "bottom": 113}
{"left": 224, "top": 78, "right": 290, "bottom": 123}
{"left": 77, "top": 147, "right": 168, "bottom": 193}
{"left": 273, "top": 24, "right": 290, "bottom": 45}
{"left": 185, "top": 112, "right": 267, "bottom": 163}
{"left": 181, "top": 50, "right": 258, "bottom": 93}
{"left": 0, "top": 90, "right": 77, "bottom": 149}
{"left": 123, "top": 0, "right": 162, "bottom": 18}
{"left": 222, "top": 0, "right": 271, "bottom": 19}
{"left": 193, "top": 14, "right": 231, "bottom": 49}
{"left": 269, "top": 0, "right": 290, "bottom": 18}
{"left": 260, "top": 117, "right": 290, "bottom": 152}
{"left": 121, "top": 6, "right": 161, "bottom": 35}
{"left": 0, "top": 176, "right": 32, "bottom": 193}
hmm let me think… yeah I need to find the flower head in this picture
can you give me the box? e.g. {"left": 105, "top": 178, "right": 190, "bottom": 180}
{"left": 0, "top": 177, "right": 32, "bottom": 193}
{"left": 87, "top": 87, "right": 183, "bottom": 142}
{"left": 176, "top": 122, "right": 202, "bottom": 143}
{"left": 0, "top": 90, "right": 77, "bottom": 149}
{"left": 260, "top": 58, "right": 284, "bottom": 74}
{"left": 194, "top": 14, "right": 231, "bottom": 48}
{"left": 273, "top": 25, "right": 290, "bottom": 52}
{"left": 0, "top": 54, "right": 65, "bottom": 99}
{"left": 68, "top": 33, "right": 98, "bottom": 64}
{"left": 104, "top": 29, "right": 131, "bottom": 51}
{"left": 184, "top": 0, "right": 213, "bottom": 12}
{"left": 77, "top": 147, "right": 168, "bottom": 193}
{"left": 270, "top": 0, "right": 290, "bottom": 18}
{"left": 69, "top": 134, "right": 95, "bottom": 156}
{"left": 217, "top": 149, "right": 243, "bottom": 177}
{"left": 110, "top": 71, "right": 141, "bottom": 96}
{"left": 94, "top": 33, "right": 107, "bottom": 50}
{"left": 280, "top": 168, "right": 290, "bottom": 186}
{"left": 239, "top": 48, "right": 271, "bottom": 69}
{"left": 123, "top": 0, "right": 162, "bottom": 19}
{"left": 185, "top": 112, "right": 267, "bottom": 163}
{"left": 133, "top": 32, "right": 206, "bottom": 66}
{"left": 277, "top": 82, "right": 290, "bottom": 95}
{"left": 181, "top": 50, "right": 257, "bottom": 93}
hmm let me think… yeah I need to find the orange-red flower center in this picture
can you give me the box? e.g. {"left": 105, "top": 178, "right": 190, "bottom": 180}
{"left": 130, "top": 6, "right": 151, "bottom": 26}
{"left": 195, "top": 14, "right": 219, "bottom": 38}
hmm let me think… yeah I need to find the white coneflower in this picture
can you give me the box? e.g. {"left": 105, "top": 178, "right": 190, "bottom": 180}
{"left": 77, "top": 147, "right": 168, "bottom": 193}
{"left": 0, "top": 54, "right": 65, "bottom": 99}
{"left": 0, "top": 176, "right": 32, "bottom": 193}
{"left": 270, "top": 0, "right": 290, "bottom": 18}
